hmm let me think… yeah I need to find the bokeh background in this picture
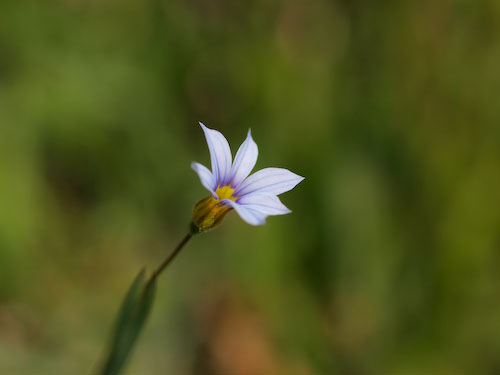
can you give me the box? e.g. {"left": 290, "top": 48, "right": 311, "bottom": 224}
{"left": 1, "top": 0, "right": 500, "bottom": 373}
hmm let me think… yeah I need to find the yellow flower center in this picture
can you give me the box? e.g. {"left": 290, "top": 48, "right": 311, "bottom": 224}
{"left": 191, "top": 185, "right": 238, "bottom": 232}
{"left": 215, "top": 185, "right": 237, "bottom": 202}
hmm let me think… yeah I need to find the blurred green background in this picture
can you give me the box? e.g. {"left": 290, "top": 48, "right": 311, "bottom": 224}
{"left": 1, "top": 0, "right": 500, "bottom": 373}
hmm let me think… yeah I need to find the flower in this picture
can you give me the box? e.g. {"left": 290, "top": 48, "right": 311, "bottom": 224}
{"left": 191, "top": 122, "right": 304, "bottom": 231}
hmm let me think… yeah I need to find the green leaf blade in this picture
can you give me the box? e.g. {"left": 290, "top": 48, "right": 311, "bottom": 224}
{"left": 99, "top": 269, "right": 156, "bottom": 375}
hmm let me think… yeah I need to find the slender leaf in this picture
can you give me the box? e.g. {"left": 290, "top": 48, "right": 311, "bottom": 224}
{"left": 99, "top": 269, "right": 156, "bottom": 375}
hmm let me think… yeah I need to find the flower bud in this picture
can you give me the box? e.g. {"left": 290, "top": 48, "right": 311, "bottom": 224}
{"left": 191, "top": 196, "right": 232, "bottom": 232}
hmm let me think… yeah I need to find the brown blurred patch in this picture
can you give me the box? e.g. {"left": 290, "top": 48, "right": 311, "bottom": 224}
{"left": 192, "top": 284, "right": 281, "bottom": 375}
{"left": 0, "top": 303, "right": 43, "bottom": 349}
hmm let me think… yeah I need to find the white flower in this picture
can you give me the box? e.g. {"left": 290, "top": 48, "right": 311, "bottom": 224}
{"left": 191, "top": 122, "right": 304, "bottom": 229}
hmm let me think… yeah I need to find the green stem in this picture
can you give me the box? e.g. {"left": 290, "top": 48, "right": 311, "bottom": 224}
{"left": 147, "top": 233, "right": 192, "bottom": 284}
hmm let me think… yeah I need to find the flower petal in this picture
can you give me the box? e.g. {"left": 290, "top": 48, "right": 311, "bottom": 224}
{"left": 191, "top": 162, "right": 218, "bottom": 198}
{"left": 220, "top": 199, "right": 268, "bottom": 226}
{"left": 230, "top": 129, "right": 258, "bottom": 188}
{"left": 237, "top": 193, "right": 291, "bottom": 215}
{"left": 235, "top": 167, "right": 304, "bottom": 197}
{"left": 199, "top": 122, "right": 232, "bottom": 186}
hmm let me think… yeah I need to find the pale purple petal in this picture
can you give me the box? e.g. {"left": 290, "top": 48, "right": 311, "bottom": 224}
{"left": 230, "top": 129, "right": 258, "bottom": 188}
{"left": 235, "top": 167, "right": 304, "bottom": 197}
{"left": 191, "top": 162, "right": 218, "bottom": 198}
{"left": 220, "top": 199, "right": 268, "bottom": 226}
{"left": 237, "top": 193, "right": 291, "bottom": 215}
{"left": 199, "top": 122, "right": 232, "bottom": 186}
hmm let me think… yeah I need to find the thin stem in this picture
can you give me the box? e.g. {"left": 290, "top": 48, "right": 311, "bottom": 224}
{"left": 148, "top": 233, "right": 192, "bottom": 284}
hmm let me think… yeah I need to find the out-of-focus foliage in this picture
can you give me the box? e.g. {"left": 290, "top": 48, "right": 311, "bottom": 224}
{"left": 1, "top": 0, "right": 500, "bottom": 373}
